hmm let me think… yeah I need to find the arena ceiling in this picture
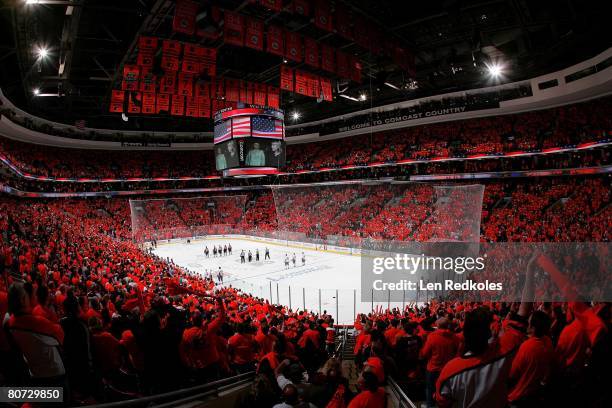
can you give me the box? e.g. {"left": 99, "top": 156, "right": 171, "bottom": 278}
{"left": 0, "top": 0, "right": 610, "bottom": 132}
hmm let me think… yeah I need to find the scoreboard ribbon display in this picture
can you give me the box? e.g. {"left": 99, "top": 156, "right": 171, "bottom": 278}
{"left": 213, "top": 104, "right": 285, "bottom": 174}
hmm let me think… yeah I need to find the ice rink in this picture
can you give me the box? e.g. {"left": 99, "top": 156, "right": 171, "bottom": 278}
{"left": 152, "top": 236, "right": 391, "bottom": 324}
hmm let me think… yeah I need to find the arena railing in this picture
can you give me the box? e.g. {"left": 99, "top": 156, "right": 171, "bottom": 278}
{"left": 87, "top": 371, "right": 255, "bottom": 408}
{"left": 387, "top": 376, "right": 418, "bottom": 408}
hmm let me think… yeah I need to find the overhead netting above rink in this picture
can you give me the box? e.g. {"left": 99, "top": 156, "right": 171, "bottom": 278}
{"left": 130, "top": 195, "right": 248, "bottom": 242}
{"left": 270, "top": 182, "right": 485, "bottom": 246}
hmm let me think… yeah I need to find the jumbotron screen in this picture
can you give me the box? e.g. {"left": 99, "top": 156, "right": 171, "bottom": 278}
{"left": 213, "top": 104, "right": 286, "bottom": 172}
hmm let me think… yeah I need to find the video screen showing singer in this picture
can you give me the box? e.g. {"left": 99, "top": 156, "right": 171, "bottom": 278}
{"left": 245, "top": 142, "right": 266, "bottom": 166}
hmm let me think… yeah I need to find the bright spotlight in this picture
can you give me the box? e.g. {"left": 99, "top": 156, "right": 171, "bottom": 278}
{"left": 33, "top": 88, "right": 40, "bottom": 95}
{"left": 486, "top": 62, "right": 503, "bottom": 78}
{"left": 291, "top": 111, "right": 300, "bottom": 121}
{"left": 359, "top": 93, "right": 367, "bottom": 101}
{"left": 36, "top": 46, "right": 49, "bottom": 59}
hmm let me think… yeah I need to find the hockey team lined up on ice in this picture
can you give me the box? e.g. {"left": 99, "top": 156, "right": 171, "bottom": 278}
{"left": 203, "top": 243, "right": 233, "bottom": 257}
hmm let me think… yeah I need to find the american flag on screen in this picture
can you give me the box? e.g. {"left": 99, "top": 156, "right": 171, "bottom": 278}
{"left": 232, "top": 116, "right": 251, "bottom": 137}
{"left": 214, "top": 120, "right": 231, "bottom": 143}
{"left": 252, "top": 116, "right": 283, "bottom": 139}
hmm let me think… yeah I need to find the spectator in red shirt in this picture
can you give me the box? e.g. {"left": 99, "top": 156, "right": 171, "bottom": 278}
{"left": 348, "top": 369, "right": 386, "bottom": 408}
{"left": 420, "top": 318, "right": 458, "bottom": 407}
{"left": 228, "top": 321, "right": 259, "bottom": 373}
{"left": 32, "top": 284, "right": 58, "bottom": 323}
{"left": 508, "top": 310, "right": 554, "bottom": 405}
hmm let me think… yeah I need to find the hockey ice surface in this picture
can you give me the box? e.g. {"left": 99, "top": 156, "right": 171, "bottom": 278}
{"left": 153, "top": 237, "right": 385, "bottom": 324}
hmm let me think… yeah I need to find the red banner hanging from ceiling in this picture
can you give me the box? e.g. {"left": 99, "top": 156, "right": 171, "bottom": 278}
{"left": 254, "top": 83, "right": 267, "bottom": 105}
{"left": 127, "top": 91, "right": 142, "bottom": 114}
{"left": 139, "top": 73, "right": 156, "bottom": 93}
{"left": 304, "top": 37, "right": 319, "bottom": 68}
{"left": 122, "top": 65, "right": 140, "bottom": 91}
{"left": 320, "top": 77, "right": 333, "bottom": 101}
{"left": 178, "top": 73, "right": 193, "bottom": 97}
{"left": 267, "top": 85, "right": 280, "bottom": 108}
{"left": 137, "top": 36, "right": 157, "bottom": 67}
{"left": 161, "top": 40, "right": 182, "bottom": 72}
{"left": 280, "top": 65, "right": 294, "bottom": 92}
{"left": 171, "top": 95, "right": 185, "bottom": 116}
{"left": 142, "top": 92, "right": 156, "bottom": 114}
{"left": 109, "top": 90, "right": 124, "bottom": 113}
{"left": 201, "top": 47, "right": 217, "bottom": 77}
{"left": 321, "top": 44, "right": 335, "bottom": 73}
{"left": 185, "top": 96, "right": 198, "bottom": 117}
{"left": 294, "top": 69, "right": 308, "bottom": 96}
{"left": 285, "top": 31, "right": 302, "bottom": 62}
{"left": 307, "top": 73, "right": 319, "bottom": 98}
{"left": 197, "top": 97, "right": 211, "bottom": 118}
{"left": 156, "top": 93, "right": 170, "bottom": 114}
{"left": 245, "top": 17, "right": 264, "bottom": 51}
{"left": 160, "top": 73, "right": 177, "bottom": 94}
{"left": 195, "top": 81, "right": 210, "bottom": 98}
{"left": 314, "top": 0, "right": 333, "bottom": 32}
{"left": 241, "top": 82, "right": 254, "bottom": 104}
{"left": 266, "top": 25, "right": 284, "bottom": 56}
{"left": 225, "top": 78, "right": 241, "bottom": 102}
{"left": 224, "top": 11, "right": 245, "bottom": 47}
{"left": 291, "top": 0, "right": 310, "bottom": 16}
{"left": 173, "top": 0, "right": 198, "bottom": 35}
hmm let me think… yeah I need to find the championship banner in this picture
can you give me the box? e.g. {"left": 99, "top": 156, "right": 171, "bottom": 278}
{"left": 173, "top": 0, "right": 198, "bottom": 35}
{"left": 195, "top": 81, "right": 210, "bottom": 98}
{"left": 314, "top": 0, "right": 333, "bottom": 32}
{"left": 183, "top": 44, "right": 205, "bottom": 74}
{"left": 161, "top": 40, "right": 182, "bottom": 71}
{"left": 224, "top": 11, "right": 245, "bottom": 47}
{"left": 294, "top": 69, "right": 308, "bottom": 96}
{"left": 109, "top": 90, "right": 125, "bottom": 113}
{"left": 127, "top": 91, "right": 142, "bottom": 114}
{"left": 245, "top": 17, "right": 264, "bottom": 51}
{"left": 201, "top": 47, "right": 217, "bottom": 77}
{"left": 335, "top": 7, "right": 353, "bottom": 40}
{"left": 304, "top": 37, "right": 319, "bottom": 68}
{"left": 266, "top": 25, "right": 284, "bottom": 56}
{"left": 185, "top": 96, "right": 198, "bottom": 117}
{"left": 241, "top": 82, "right": 254, "bottom": 104}
{"left": 142, "top": 92, "right": 156, "bottom": 114}
{"left": 160, "top": 73, "right": 177, "bottom": 94}
{"left": 197, "top": 96, "right": 211, "bottom": 118}
{"left": 178, "top": 73, "right": 193, "bottom": 97}
{"left": 122, "top": 65, "right": 140, "bottom": 91}
{"left": 254, "top": 83, "right": 267, "bottom": 105}
{"left": 320, "top": 77, "right": 333, "bottom": 102}
{"left": 280, "top": 65, "right": 294, "bottom": 92}
{"left": 137, "top": 36, "right": 157, "bottom": 67}
{"left": 307, "top": 73, "right": 319, "bottom": 98}
{"left": 321, "top": 43, "right": 335, "bottom": 73}
{"left": 267, "top": 85, "right": 280, "bottom": 108}
{"left": 225, "top": 78, "right": 241, "bottom": 102}
{"left": 291, "top": 0, "right": 310, "bottom": 16}
{"left": 139, "top": 73, "right": 156, "bottom": 93}
{"left": 156, "top": 93, "right": 170, "bottom": 114}
{"left": 171, "top": 94, "right": 185, "bottom": 116}
{"left": 285, "top": 31, "right": 303, "bottom": 62}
